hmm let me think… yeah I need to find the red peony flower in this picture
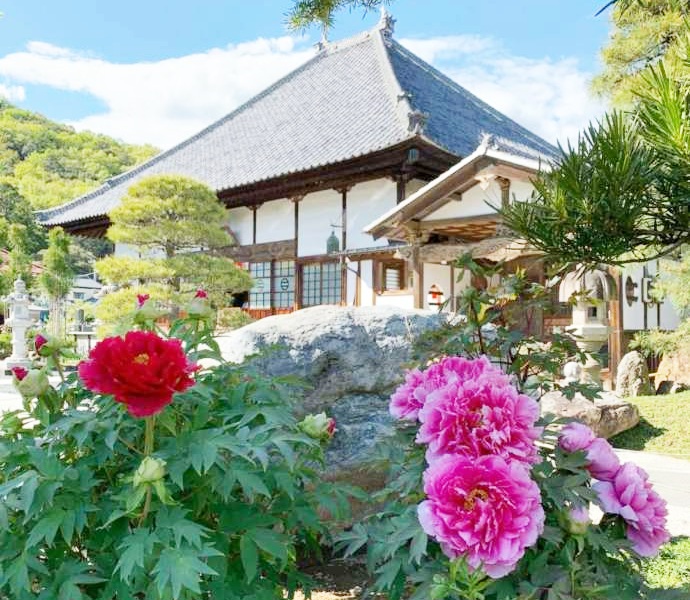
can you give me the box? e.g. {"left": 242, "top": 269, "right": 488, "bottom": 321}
{"left": 34, "top": 334, "right": 48, "bottom": 354}
{"left": 11, "top": 366, "right": 28, "bottom": 381}
{"left": 194, "top": 289, "right": 208, "bottom": 299}
{"left": 136, "top": 294, "right": 150, "bottom": 308}
{"left": 78, "top": 331, "right": 197, "bottom": 418}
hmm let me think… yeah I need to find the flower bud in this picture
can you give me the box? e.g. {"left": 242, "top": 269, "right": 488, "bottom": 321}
{"left": 34, "top": 334, "right": 48, "bottom": 354}
{"left": 13, "top": 368, "right": 50, "bottom": 400}
{"left": 186, "top": 294, "right": 214, "bottom": 321}
{"left": 133, "top": 456, "right": 167, "bottom": 488}
{"left": 298, "top": 412, "right": 336, "bottom": 441}
{"left": 136, "top": 294, "right": 150, "bottom": 308}
{"left": 560, "top": 505, "right": 590, "bottom": 535}
{"left": 133, "top": 298, "right": 166, "bottom": 325}
{"left": 194, "top": 289, "right": 208, "bottom": 299}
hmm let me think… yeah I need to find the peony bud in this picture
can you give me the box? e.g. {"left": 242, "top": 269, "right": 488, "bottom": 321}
{"left": 299, "top": 412, "right": 336, "bottom": 441}
{"left": 561, "top": 505, "right": 590, "bottom": 535}
{"left": 186, "top": 294, "right": 214, "bottom": 321}
{"left": 13, "top": 368, "right": 50, "bottom": 400}
{"left": 133, "top": 456, "right": 167, "bottom": 488}
{"left": 11, "top": 366, "right": 28, "bottom": 381}
{"left": 136, "top": 294, "right": 150, "bottom": 308}
{"left": 194, "top": 289, "right": 208, "bottom": 299}
{"left": 34, "top": 334, "right": 48, "bottom": 354}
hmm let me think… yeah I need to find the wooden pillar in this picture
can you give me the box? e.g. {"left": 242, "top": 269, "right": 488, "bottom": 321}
{"left": 290, "top": 196, "right": 303, "bottom": 310}
{"left": 336, "top": 186, "right": 350, "bottom": 305}
{"left": 608, "top": 267, "right": 624, "bottom": 386}
{"left": 411, "top": 244, "right": 424, "bottom": 309}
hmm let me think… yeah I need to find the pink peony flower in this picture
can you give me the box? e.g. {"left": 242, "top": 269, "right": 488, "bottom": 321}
{"left": 593, "top": 462, "right": 670, "bottom": 557}
{"left": 417, "top": 377, "right": 542, "bottom": 466}
{"left": 585, "top": 438, "right": 621, "bottom": 481}
{"left": 559, "top": 422, "right": 595, "bottom": 453}
{"left": 389, "top": 356, "right": 508, "bottom": 422}
{"left": 418, "top": 454, "right": 544, "bottom": 578}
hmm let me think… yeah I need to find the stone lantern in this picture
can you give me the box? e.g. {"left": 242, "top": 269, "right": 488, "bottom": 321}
{"left": 559, "top": 268, "right": 616, "bottom": 387}
{"left": 4, "top": 277, "right": 33, "bottom": 372}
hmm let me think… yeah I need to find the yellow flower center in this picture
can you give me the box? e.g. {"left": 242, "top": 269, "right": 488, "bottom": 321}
{"left": 463, "top": 488, "right": 489, "bottom": 510}
{"left": 133, "top": 353, "right": 150, "bottom": 365}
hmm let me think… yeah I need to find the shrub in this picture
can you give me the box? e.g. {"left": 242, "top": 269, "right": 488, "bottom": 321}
{"left": 215, "top": 307, "right": 254, "bottom": 333}
{"left": 0, "top": 294, "right": 357, "bottom": 599}
{"left": 337, "top": 256, "right": 671, "bottom": 599}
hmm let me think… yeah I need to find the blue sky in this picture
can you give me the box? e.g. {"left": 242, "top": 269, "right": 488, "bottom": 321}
{"left": 0, "top": 0, "right": 613, "bottom": 149}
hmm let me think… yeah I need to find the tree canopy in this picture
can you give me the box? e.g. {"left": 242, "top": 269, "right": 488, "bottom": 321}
{"left": 592, "top": 0, "right": 690, "bottom": 106}
{"left": 95, "top": 174, "right": 252, "bottom": 307}
{"left": 501, "top": 52, "right": 690, "bottom": 269}
{"left": 0, "top": 100, "right": 156, "bottom": 211}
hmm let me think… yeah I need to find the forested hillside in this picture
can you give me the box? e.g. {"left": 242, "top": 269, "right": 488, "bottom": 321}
{"left": 0, "top": 100, "right": 157, "bottom": 211}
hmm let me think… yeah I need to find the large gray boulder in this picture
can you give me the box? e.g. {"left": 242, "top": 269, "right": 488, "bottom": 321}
{"left": 655, "top": 346, "right": 690, "bottom": 392}
{"left": 540, "top": 391, "right": 640, "bottom": 439}
{"left": 616, "top": 351, "right": 654, "bottom": 397}
{"left": 216, "top": 305, "right": 447, "bottom": 484}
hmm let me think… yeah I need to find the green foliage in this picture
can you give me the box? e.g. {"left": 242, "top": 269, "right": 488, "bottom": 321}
{"left": 288, "top": 0, "right": 386, "bottom": 32}
{"left": 643, "top": 536, "right": 690, "bottom": 593}
{"left": 593, "top": 0, "right": 690, "bottom": 107}
{"left": 339, "top": 256, "right": 648, "bottom": 599}
{"left": 0, "top": 100, "right": 156, "bottom": 210}
{"left": 96, "top": 175, "right": 252, "bottom": 311}
{"left": 0, "top": 314, "right": 355, "bottom": 599}
{"left": 0, "top": 181, "right": 46, "bottom": 254}
{"left": 6, "top": 222, "right": 33, "bottom": 290}
{"left": 0, "top": 329, "right": 11, "bottom": 359}
{"left": 215, "top": 307, "right": 254, "bottom": 333}
{"left": 94, "top": 285, "right": 171, "bottom": 337}
{"left": 413, "top": 254, "right": 594, "bottom": 399}
{"left": 39, "top": 227, "right": 75, "bottom": 300}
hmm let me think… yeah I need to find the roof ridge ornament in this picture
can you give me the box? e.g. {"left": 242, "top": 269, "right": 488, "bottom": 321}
{"left": 408, "top": 109, "right": 428, "bottom": 134}
{"left": 378, "top": 5, "right": 396, "bottom": 43}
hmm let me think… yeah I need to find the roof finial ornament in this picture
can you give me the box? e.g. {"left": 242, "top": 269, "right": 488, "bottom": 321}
{"left": 408, "top": 110, "right": 428, "bottom": 135}
{"left": 379, "top": 5, "right": 396, "bottom": 43}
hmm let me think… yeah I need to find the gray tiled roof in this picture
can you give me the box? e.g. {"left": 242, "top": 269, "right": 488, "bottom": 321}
{"left": 39, "top": 22, "right": 556, "bottom": 227}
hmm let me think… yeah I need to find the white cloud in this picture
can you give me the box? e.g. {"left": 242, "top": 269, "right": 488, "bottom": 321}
{"left": 0, "top": 33, "right": 603, "bottom": 149}
{"left": 401, "top": 35, "right": 605, "bottom": 146}
{"left": 0, "top": 38, "right": 314, "bottom": 148}
{"left": 0, "top": 83, "right": 25, "bottom": 102}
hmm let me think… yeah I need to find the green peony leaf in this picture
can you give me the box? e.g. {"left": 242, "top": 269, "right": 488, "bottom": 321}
{"left": 152, "top": 545, "right": 219, "bottom": 599}
{"left": 239, "top": 534, "right": 258, "bottom": 583}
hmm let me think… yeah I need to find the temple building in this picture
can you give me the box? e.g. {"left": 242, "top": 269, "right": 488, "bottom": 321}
{"left": 37, "top": 13, "right": 678, "bottom": 379}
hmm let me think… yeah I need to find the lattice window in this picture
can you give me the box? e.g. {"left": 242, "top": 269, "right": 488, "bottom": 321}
{"left": 248, "top": 261, "right": 295, "bottom": 309}
{"left": 378, "top": 259, "right": 407, "bottom": 292}
{"left": 301, "top": 261, "right": 341, "bottom": 307}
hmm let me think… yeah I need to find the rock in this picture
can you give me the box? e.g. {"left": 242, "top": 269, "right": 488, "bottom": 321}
{"left": 540, "top": 391, "right": 640, "bottom": 439}
{"left": 616, "top": 351, "right": 654, "bottom": 397}
{"left": 656, "top": 380, "right": 674, "bottom": 395}
{"left": 655, "top": 347, "right": 690, "bottom": 390}
{"left": 216, "top": 305, "right": 447, "bottom": 484}
{"left": 670, "top": 382, "right": 689, "bottom": 394}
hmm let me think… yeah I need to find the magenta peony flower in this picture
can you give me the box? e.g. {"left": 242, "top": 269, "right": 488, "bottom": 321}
{"left": 416, "top": 376, "right": 542, "bottom": 466}
{"left": 593, "top": 462, "right": 670, "bottom": 557}
{"left": 389, "top": 368, "right": 427, "bottom": 420}
{"left": 585, "top": 438, "right": 621, "bottom": 480}
{"left": 418, "top": 454, "right": 544, "bottom": 578}
{"left": 389, "top": 356, "right": 507, "bottom": 422}
{"left": 136, "top": 294, "right": 150, "bottom": 308}
{"left": 194, "top": 289, "right": 208, "bottom": 299}
{"left": 559, "top": 422, "right": 595, "bottom": 453}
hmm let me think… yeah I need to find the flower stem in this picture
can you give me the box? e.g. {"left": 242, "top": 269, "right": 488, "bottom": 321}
{"left": 139, "top": 416, "right": 156, "bottom": 525}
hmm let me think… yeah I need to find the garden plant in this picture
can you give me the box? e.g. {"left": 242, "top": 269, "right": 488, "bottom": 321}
{"left": 336, "top": 256, "right": 671, "bottom": 599}
{"left": 0, "top": 292, "right": 355, "bottom": 599}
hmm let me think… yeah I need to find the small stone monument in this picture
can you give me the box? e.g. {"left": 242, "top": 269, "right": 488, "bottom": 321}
{"left": 5, "top": 277, "right": 33, "bottom": 373}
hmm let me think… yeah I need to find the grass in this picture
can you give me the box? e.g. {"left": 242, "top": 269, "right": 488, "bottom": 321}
{"left": 642, "top": 536, "right": 690, "bottom": 597}
{"left": 609, "top": 391, "right": 690, "bottom": 460}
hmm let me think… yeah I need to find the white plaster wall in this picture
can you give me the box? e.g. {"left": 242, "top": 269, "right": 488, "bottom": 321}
{"left": 622, "top": 262, "right": 680, "bottom": 331}
{"left": 113, "top": 243, "right": 165, "bottom": 259}
{"left": 359, "top": 260, "right": 374, "bottom": 307}
{"left": 347, "top": 179, "right": 397, "bottom": 250}
{"left": 227, "top": 207, "right": 254, "bottom": 246}
{"left": 298, "top": 190, "right": 342, "bottom": 257}
{"left": 423, "top": 263, "right": 452, "bottom": 311}
{"left": 256, "top": 199, "right": 294, "bottom": 244}
{"left": 508, "top": 179, "right": 535, "bottom": 204}
{"left": 376, "top": 294, "right": 414, "bottom": 309}
{"left": 346, "top": 262, "right": 358, "bottom": 305}
{"left": 114, "top": 243, "right": 140, "bottom": 258}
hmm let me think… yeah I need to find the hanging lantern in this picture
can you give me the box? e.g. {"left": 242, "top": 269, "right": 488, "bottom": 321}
{"left": 326, "top": 230, "right": 340, "bottom": 255}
